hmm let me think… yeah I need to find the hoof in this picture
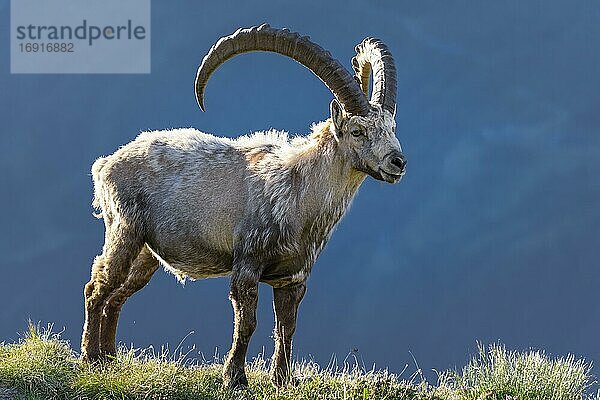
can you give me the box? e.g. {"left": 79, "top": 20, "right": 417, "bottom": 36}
{"left": 223, "top": 367, "right": 249, "bottom": 390}
{"left": 81, "top": 351, "right": 115, "bottom": 365}
{"left": 271, "top": 373, "right": 300, "bottom": 388}
{"left": 224, "top": 380, "right": 249, "bottom": 391}
{"left": 81, "top": 349, "right": 100, "bottom": 362}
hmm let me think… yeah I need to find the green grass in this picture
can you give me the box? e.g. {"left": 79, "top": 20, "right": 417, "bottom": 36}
{"left": 0, "top": 325, "right": 597, "bottom": 400}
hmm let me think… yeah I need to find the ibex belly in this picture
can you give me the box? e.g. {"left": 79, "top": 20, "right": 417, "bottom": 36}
{"left": 146, "top": 240, "right": 233, "bottom": 282}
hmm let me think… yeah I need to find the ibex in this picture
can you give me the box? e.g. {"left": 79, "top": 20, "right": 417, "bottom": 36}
{"left": 81, "top": 24, "right": 406, "bottom": 388}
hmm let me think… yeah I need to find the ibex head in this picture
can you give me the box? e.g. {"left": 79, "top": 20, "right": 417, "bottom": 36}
{"left": 328, "top": 38, "right": 404, "bottom": 183}
{"left": 195, "top": 24, "right": 406, "bottom": 183}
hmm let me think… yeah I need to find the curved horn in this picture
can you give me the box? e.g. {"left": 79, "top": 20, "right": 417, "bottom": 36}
{"left": 351, "top": 38, "right": 397, "bottom": 115}
{"left": 195, "top": 24, "right": 370, "bottom": 116}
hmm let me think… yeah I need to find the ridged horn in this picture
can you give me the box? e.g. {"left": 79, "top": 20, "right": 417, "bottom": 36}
{"left": 351, "top": 38, "right": 397, "bottom": 115}
{"left": 195, "top": 24, "right": 370, "bottom": 116}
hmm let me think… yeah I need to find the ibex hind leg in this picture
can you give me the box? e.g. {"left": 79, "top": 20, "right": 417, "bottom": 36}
{"left": 100, "top": 245, "right": 159, "bottom": 356}
{"left": 81, "top": 218, "right": 144, "bottom": 362}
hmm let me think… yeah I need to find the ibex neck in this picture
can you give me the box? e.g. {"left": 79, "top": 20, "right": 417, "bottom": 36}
{"left": 296, "top": 120, "right": 366, "bottom": 222}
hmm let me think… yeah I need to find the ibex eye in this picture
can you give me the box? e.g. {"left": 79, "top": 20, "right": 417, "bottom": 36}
{"left": 350, "top": 128, "right": 364, "bottom": 137}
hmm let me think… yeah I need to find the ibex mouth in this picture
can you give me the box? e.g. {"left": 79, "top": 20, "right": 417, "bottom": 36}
{"left": 378, "top": 168, "right": 404, "bottom": 184}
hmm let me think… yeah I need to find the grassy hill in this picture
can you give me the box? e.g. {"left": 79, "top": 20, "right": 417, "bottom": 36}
{"left": 0, "top": 325, "right": 597, "bottom": 400}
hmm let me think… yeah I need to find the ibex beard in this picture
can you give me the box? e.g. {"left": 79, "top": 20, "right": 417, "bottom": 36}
{"left": 81, "top": 24, "right": 406, "bottom": 389}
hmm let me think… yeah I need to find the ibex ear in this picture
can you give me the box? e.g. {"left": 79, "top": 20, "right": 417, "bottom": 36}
{"left": 330, "top": 99, "right": 345, "bottom": 135}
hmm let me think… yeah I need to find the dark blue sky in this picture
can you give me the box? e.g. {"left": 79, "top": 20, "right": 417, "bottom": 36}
{"left": 1, "top": 0, "right": 599, "bottom": 381}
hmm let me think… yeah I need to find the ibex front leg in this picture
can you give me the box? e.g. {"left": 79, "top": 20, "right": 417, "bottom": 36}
{"left": 223, "top": 258, "right": 261, "bottom": 389}
{"left": 271, "top": 282, "right": 306, "bottom": 386}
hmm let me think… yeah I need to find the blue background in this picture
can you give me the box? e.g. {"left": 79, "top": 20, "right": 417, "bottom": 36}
{"left": 1, "top": 0, "right": 599, "bottom": 381}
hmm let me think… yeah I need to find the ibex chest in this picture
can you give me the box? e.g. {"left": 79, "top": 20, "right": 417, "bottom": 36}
{"left": 256, "top": 211, "right": 342, "bottom": 287}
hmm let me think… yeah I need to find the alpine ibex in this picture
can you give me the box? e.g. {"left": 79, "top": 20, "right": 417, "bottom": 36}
{"left": 81, "top": 24, "right": 406, "bottom": 388}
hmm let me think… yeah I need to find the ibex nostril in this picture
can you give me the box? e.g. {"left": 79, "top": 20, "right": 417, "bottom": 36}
{"left": 390, "top": 155, "right": 406, "bottom": 171}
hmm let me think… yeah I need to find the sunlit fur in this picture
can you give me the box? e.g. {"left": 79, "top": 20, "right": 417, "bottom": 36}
{"left": 91, "top": 118, "right": 369, "bottom": 284}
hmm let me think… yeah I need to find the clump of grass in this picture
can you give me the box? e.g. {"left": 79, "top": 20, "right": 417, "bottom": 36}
{"left": 438, "top": 343, "right": 598, "bottom": 400}
{"left": 0, "top": 325, "right": 597, "bottom": 400}
{"left": 0, "top": 324, "right": 77, "bottom": 398}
